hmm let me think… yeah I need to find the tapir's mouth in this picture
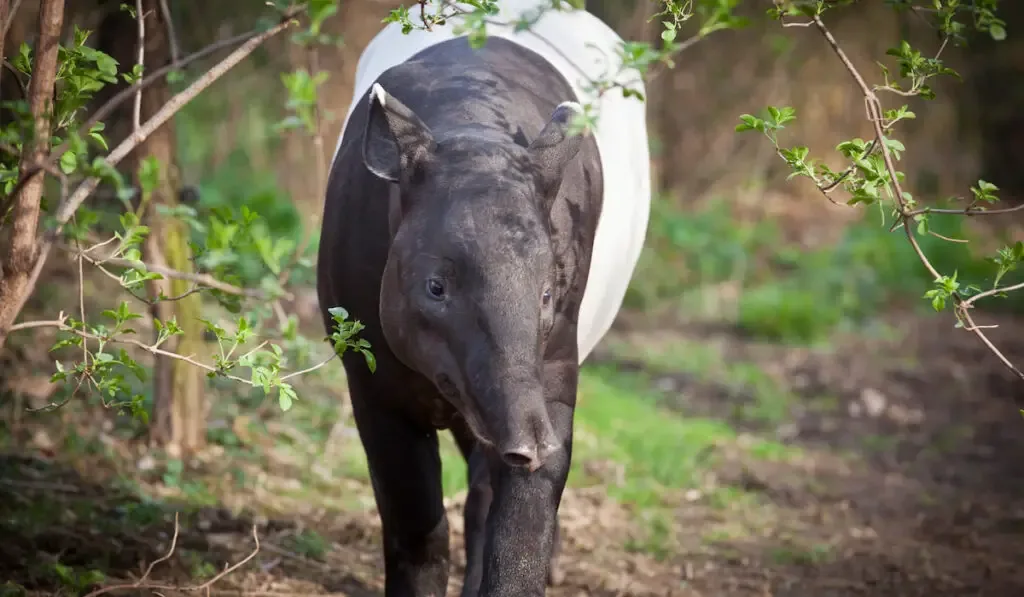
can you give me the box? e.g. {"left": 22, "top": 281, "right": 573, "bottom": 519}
{"left": 435, "top": 373, "right": 495, "bottom": 448}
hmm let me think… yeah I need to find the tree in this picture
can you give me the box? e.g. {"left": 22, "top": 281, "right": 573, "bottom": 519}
{"left": 0, "top": 0, "right": 65, "bottom": 350}
{"left": 0, "top": 0, "right": 373, "bottom": 447}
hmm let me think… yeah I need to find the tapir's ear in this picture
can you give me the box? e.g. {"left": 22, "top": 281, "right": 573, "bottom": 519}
{"left": 528, "top": 101, "right": 586, "bottom": 196}
{"left": 362, "top": 82, "right": 436, "bottom": 183}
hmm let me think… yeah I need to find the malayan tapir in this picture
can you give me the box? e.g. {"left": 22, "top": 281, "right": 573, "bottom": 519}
{"left": 316, "top": 1, "right": 651, "bottom": 595}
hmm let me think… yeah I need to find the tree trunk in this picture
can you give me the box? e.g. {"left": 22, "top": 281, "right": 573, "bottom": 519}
{"left": 131, "top": 0, "right": 206, "bottom": 456}
{"left": 0, "top": 0, "right": 65, "bottom": 352}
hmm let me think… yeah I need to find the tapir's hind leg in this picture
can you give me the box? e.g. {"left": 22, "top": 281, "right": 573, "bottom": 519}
{"left": 344, "top": 361, "right": 449, "bottom": 597}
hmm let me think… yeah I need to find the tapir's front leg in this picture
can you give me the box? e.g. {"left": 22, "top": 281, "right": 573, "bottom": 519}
{"left": 345, "top": 365, "right": 450, "bottom": 597}
{"left": 477, "top": 360, "right": 577, "bottom": 597}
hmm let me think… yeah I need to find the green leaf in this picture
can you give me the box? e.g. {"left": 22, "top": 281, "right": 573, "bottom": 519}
{"left": 735, "top": 114, "right": 762, "bottom": 133}
{"left": 138, "top": 156, "right": 161, "bottom": 195}
{"left": 278, "top": 383, "right": 297, "bottom": 412}
{"left": 59, "top": 151, "right": 77, "bottom": 174}
{"left": 362, "top": 349, "right": 377, "bottom": 374}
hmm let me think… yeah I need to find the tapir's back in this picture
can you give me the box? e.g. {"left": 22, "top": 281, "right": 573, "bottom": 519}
{"left": 331, "top": 1, "right": 651, "bottom": 364}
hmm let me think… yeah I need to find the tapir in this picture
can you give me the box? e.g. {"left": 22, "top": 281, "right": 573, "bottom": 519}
{"left": 315, "top": 1, "right": 651, "bottom": 595}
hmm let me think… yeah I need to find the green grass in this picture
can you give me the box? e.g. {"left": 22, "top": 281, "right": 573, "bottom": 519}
{"left": 433, "top": 364, "right": 800, "bottom": 513}
{"left": 600, "top": 334, "right": 799, "bottom": 426}
{"left": 626, "top": 193, "right": 1024, "bottom": 344}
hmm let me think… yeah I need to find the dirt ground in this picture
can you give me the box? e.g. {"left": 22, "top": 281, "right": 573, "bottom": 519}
{"left": 2, "top": 308, "right": 1024, "bottom": 597}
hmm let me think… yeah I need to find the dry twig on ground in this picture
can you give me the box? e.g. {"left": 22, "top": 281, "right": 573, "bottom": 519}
{"left": 82, "top": 512, "right": 262, "bottom": 597}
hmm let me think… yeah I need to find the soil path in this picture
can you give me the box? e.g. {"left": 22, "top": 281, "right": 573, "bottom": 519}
{"left": 2, "top": 311, "right": 1023, "bottom": 596}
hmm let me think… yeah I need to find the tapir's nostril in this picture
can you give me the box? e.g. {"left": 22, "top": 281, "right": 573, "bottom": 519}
{"left": 501, "top": 446, "right": 539, "bottom": 470}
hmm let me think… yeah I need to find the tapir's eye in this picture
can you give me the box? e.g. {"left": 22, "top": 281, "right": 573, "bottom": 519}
{"left": 426, "top": 277, "right": 447, "bottom": 300}
{"left": 542, "top": 288, "right": 552, "bottom": 306}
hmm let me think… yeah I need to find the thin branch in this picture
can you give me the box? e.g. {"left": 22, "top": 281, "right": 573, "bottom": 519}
{"left": 58, "top": 242, "right": 274, "bottom": 299}
{"left": 133, "top": 0, "right": 146, "bottom": 132}
{"left": 157, "top": 0, "right": 180, "bottom": 63}
{"left": 927, "top": 230, "right": 968, "bottom": 243}
{"left": 962, "top": 281, "right": 1024, "bottom": 309}
{"left": 76, "top": 220, "right": 87, "bottom": 370}
{"left": 810, "top": 14, "right": 1023, "bottom": 382}
{"left": 955, "top": 307, "right": 1023, "bottom": 382}
{"left": 907, "top": 202, "right": 1024, "bottom": 217}
{"left": 0, "top": 9, "right": 302, "bottom": 338}
{"left": 280, "top": 352, "right": 337, "bottom": 382}
{"left": 0, "top": 0, "right": 23, "bottom": 42}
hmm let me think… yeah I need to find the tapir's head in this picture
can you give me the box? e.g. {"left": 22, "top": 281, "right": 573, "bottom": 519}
{"left": 361, "top": 82, "right": 586, "bottom": 471}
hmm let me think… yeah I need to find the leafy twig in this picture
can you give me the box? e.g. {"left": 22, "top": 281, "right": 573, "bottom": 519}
{"left": 8, "top": 311, "right": 337, "bottom": 388}
{"left": 2, "top": 9, "right": 303, "bottom": 339}
{"left": 809, "top": 14, "right": 1022, "bottom": 381}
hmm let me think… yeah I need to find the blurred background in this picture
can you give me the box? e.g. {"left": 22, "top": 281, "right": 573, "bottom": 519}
{"left": 1, "top": 1, "right": 1024, "bottom": 595}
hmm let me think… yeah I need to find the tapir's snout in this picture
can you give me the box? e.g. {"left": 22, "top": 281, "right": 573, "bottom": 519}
{"left": 463, "top": 363, "right": 561, "bottom": 472}
{"left": 497, "top": 402, "right": 560, "bottom": 471}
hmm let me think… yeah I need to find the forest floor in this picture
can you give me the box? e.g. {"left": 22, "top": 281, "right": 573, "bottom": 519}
{"left": 2, "top": 305, "right": 1024, "bottom": 596}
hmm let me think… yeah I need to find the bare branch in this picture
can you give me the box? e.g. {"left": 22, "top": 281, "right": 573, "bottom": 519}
{"left": 280, "top": 352, "right": 337, "bottom": 382}
{"left": 133, "top": 0, "right": 146, "bottom": 132}
{"left": 158, "top": 0, "right": 180, "bottom": 63}
{"left": 955, "top": 307, "right": 1023, "bottom": 381}
{"left": 962, "top": 281, "right": 1024, "bottom": 309}
{"left": 907, "top": 202, "right": 1024, "bottom": 217}
{"left": 0, "top": 0, "right": 23, "bottom": 42}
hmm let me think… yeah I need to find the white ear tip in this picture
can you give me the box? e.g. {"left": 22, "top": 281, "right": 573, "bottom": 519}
{"left": 371, "top": 82, "right": 387, "bottom": 107}
{"left": 556, "top": 101, "right": 583, "bottom": 113}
